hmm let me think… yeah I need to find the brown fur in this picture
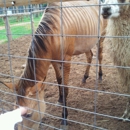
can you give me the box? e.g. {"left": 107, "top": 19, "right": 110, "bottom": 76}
{"left": 18, "top": 1, "right": 106, "bottom": 97}
{"left": 1, "top": 1, "right": 107, "bottom": 129}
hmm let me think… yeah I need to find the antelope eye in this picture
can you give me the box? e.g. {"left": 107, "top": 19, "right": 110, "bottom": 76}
{"left": 23, "top": 112, "right": 33, "bottom": 118}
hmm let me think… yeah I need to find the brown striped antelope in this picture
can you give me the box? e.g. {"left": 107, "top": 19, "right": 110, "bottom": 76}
{"left": 101, "top": 0, "right": 130, "bottom": 121}
{"left": 1, "top": 1, "right": 106, "bottom": 129}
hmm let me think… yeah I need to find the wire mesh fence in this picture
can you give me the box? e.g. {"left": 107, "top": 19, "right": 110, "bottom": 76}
{"left": 0, "top": 0, "right": 130, "bottom": 130}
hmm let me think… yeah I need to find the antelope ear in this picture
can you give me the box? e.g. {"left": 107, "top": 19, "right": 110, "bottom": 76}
{"left": 0, "top": 81, "right": 18, "bottom": 91}
{"left": 28, "top": 81, "right": 44, "bottom": 96}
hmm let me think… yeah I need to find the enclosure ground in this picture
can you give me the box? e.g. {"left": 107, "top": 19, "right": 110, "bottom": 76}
{"left": 0, "top": 22, "right": 31, "bottom": 30}
{"left": 0, "top": 36, "right": 130, "bottom": 130}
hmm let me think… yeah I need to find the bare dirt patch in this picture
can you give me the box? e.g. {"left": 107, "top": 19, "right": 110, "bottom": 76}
{"left": 0, "top": 36, "right": 130, "bottom": 130}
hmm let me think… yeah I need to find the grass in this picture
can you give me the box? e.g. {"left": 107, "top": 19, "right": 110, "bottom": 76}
{"left": 0, "top": 13, "right": 42, "bottom": 26}
{"left": 0, "top": 14, "right": 42, "bottom": 44}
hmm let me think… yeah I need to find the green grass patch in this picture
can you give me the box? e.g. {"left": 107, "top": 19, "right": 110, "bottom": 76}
{"left": 0, "top": 13, "right": 42, "bottom": 26}
{"left": 12, "top": 25, "right": 32, "bottom": 39}
{"left": 0, "top": 15, "right": 42, "bottom": 44}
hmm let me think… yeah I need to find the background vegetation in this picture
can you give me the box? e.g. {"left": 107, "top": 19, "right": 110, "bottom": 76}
{"left": 0, "top": 14, "right": 42, "bottom": 44}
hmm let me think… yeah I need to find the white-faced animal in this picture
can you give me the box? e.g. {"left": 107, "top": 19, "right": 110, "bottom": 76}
{"left": 101, "top": 0, "right": 130, "bottom": 120}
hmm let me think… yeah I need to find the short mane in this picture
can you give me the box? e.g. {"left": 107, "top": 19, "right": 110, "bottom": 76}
{"left": 17, "top": 3, "right": 60, "bottom": 98}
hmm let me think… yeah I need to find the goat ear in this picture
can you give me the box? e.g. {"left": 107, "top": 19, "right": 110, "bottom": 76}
{"left": 28, "top": 81, "right": 44, "bottom": 96}
{"left": 0, "top": 81, "right": 18, "bottom": 91}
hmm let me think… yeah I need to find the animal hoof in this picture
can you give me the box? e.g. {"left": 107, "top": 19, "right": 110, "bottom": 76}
{"left": 82, "top": 78, "right": 86, "bottom": 83}
{"left": 98, "top": 79, "right": 102, "bottom": 84}
{"left": 60, "top": 125, "right": 68, "bottom": 130}
{"left": 98, "top": 76, "right": 102, "bottom": 81}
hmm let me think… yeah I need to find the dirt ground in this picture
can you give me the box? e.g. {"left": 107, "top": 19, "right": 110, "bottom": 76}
{"left": 0, "top": 36, "right": 130, "bottom": 130}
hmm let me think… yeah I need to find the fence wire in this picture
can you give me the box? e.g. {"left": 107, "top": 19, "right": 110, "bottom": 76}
{"left": 0, "top": 1, "right": 130, "bottom": 130}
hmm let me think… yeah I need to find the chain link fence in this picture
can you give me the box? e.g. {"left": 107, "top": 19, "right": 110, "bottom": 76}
{"left": 0, "top": 0, "right": 130, "bottom": 130}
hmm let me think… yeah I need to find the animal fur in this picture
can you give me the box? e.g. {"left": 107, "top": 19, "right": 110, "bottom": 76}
{"left": 102, "top": 0, "right": 130, "bottom": 119}
{"left": 104, "top": 5, "right": 130, "bottom": 88}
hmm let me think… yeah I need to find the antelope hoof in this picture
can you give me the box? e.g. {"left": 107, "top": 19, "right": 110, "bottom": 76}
{"left": 82, "top": 78, "right": 86, "bottom": 83}
{"left": 98, "top": 72, "right": 103, "bottom": 82}
{"left": 82, "top": 75, "right": 88, "bottom": 83}
{"left": 99, "top": 77, "right": 102, "bottom": 81}
{"left": 60, "top": 125, "right": 68, "bottom": 130}
{"left": 98, "top": 76, "right": 102, "bottom": 81}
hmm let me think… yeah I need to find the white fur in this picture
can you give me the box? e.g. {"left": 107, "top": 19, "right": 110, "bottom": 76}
{"left": 101, "top": 0, "right": 120, "bottom": 18}
{"left": 102, "top": 0, "right": 130, "bottom": 119}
